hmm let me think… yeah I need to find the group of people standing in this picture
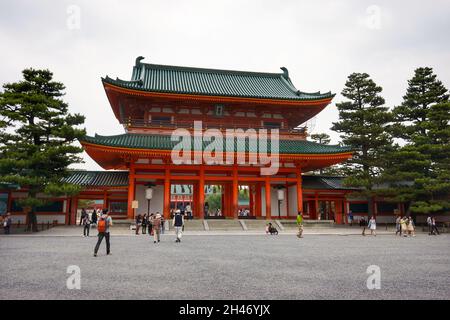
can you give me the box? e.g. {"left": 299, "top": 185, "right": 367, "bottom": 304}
{"left": 135, "top": 212, "right": 164, "bottom": 243}
{"left": 136, "top": 210, "right": 185, "bottom": 243}
{"left": 395, "top": 216, "right": 416, "bottom": 237}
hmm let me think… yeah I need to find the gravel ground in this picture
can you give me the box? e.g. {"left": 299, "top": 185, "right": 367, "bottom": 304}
{"left": 0, "top": 233, "right": 449, "bottom": 300}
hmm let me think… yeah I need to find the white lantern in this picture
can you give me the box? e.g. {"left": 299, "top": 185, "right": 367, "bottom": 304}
{"left": 145, "top": 188, "right": 153, "bottom": 200}
{"left": 277, "top": 189, "right": 285, "bottom": 201}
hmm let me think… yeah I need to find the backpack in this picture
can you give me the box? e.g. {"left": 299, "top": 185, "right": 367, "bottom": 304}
{"left": 98, "top": 218, "right": 108, "bottom": 233}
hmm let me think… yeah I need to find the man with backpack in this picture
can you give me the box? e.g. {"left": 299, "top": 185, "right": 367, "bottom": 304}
{"left": 172, "top": 209, "right": 184, "bottom": 243}
{"left": 94, "top": 209, "right": 113, "bottom": 257}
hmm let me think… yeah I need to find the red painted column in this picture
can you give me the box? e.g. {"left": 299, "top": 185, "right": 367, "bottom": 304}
{"left": 127, "top": 163, "right": 135, "bottom": 220}
{"left": 221, "top": 184, "right": 225, "bottom": 214}
{"left": 163, "top": 168, "right": 170, "bottom": 220}
{"left": 296, "top": 167, "right": 303, "bottom": 214}
{"left": 255, "top": 182, "right": 262, "bottom": 218}
{"left": 232, "top": 166, "right": 238, "bottom": 219}
{"left": 198, "top": 166, "right": 205, "bottom": 219}
{"left": 249, "top": 185, "right": 254, "bottom": 216}
{"left": 71, "top": 196, "right": 78, "bottom": 225}
{"left": 285, "top": 182, "right": 290, "bottom": 218}
{"left": 265, "top": 177, "right": 271, "bottom": 220}
{"left": 315, "top": 192, "right": 319, "bottom": 220}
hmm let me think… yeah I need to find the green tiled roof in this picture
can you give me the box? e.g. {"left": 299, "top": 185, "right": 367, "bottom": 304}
{"left": 81, "top": 133, "right": 352, "bottom": 155}
{"left": 102, "top": 56, "right": 334, "bottom": 101}
{"left": 63, "top": 170, "right": 129, "bottom": 187}
{"left": 302, "top": 175, "right": 360, "bottom": 190}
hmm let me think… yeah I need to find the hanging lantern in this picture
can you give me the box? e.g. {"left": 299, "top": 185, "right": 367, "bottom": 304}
{"left": 277, "top": 189, "right": 285, "bottom": 201}
{"left": 145, "top": 187, "right": 153, "bottom": 200}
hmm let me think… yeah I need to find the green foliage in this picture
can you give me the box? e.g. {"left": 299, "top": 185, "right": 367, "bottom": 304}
{"left": 378, "top": 67, "right": 450, "bottom": 214}
{"left": 0, "top": 68, "right": 86, "bottom": 208}
{"left": 309, "top": 133, "right": 331, "bottom": 145}
{"left": 331, "top": 73, "right": 393, "bottom": 204}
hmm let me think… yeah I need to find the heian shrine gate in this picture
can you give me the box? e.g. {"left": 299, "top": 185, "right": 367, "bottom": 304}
{"left": 2, "top": 57, "right": 372, "bottom": 226}
{"left": 76, "top": 57, "right": 353, "bottom": 223}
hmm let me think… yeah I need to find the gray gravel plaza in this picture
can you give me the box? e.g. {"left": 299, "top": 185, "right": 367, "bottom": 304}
{"left": 1, "top": 231, "right": 449, "bottom": 300}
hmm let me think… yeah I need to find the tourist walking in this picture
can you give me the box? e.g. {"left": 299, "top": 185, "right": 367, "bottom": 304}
{"left": 427, "top": 216, "right": 433, "bottom": 235}
{"left": 296, "top": 211, "right": 304, "bottom": 238}
{"left": 135, "top": 214, "right": 142, "bottom": 235}
{"left": 173, "top": 209, "right": 184, "bottom": 242}
{"left": 82, "top": 213, "right": 91, "bottom": 237}
{"left": 80, "top": 208, "right": 87, "bottom": 226}
{"left": 367, "top": 216, "right": 377, "bottom": 236}
{"left": 395, "top": 215, "right": 402, "bottom": 236}
{"left": 160, "top": 213, "right": 165, "bottom": 234}
{"left": 407, "top": 217, "right": 416, "bottom": 237}
{"left": 186, "top": 204, "right": 192, "bottom": 220}
{"left": 152, "top": 213, "right": 162, "bottom": 243}
{"left": 400, "top": 216, "right": 408, "bottom": 237}
{"left": 431, "top": 217, "right": 440, "bottom": 235}
{"left": 347, "top": 210, "right": 354, "bottom": 226}
{"left": 148, "top": 213, "right": 154, "bottom": 236}
{"left": 3, "top": 213, "right": 12, "bottom": 235}
{"left": 142, "top": 214, "right": 148, "bottom": 234}
{"left": 91, "top": 209, "right": 98, "bottom": 226}
{"left": 94, "top": 209, "right": 113, "bottom": 257}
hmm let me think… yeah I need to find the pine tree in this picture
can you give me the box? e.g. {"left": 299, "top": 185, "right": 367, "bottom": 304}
{"left": 331, "top": 73, "right": 392, "bottom": 215}
{"left": 0, "top": 68, "right": 85, "bottom": 230}
{"left": 309, "top": 133, "right": 343, "bottom": 175}
{"left": 310, "top": 133, "right": 331, "bottom": 145}
{"left": 379, "top": 68, "right": 450, "bottom": 216}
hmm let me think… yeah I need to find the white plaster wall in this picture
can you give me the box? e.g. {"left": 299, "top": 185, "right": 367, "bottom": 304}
{"left": 288, "top": 186, "right": 297, "bottom": 217}
{"left": 261, "top": 187, "right": 287, "bottom": 217}
{"left": 135, "top": 184, "right": 164, "bottom": 215}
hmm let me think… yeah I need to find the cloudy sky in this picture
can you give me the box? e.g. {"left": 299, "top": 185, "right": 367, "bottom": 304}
{"left": 1, "top": 0, "right": 449, "bottom": 170}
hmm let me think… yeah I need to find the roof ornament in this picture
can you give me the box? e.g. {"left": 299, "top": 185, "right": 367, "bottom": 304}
{"left": 135, "top": 56, "right": 145, "bottom": 67}
{"left": 280, "top": 67, "right": 289, "bottom": 79}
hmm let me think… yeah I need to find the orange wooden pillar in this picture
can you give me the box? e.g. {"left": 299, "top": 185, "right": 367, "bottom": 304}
{"left": 255, "top": 182, "right": 262, "bottom": 218}
{"left": 296, "top": 167, "right": 303, "bottom": 214}
{"left": 265, "top": 177, "right": 271, "bottom": 220}
{"left": 70, "top": 196, "right": 78, "bottom": 225}
{"left": 314, "top": 192, "right": 319, "bottom": 220}
{"left": 232, "top": 166, "right": 238, "bottom": 218}
{"left": 249, "top": 185, "right": 254, "bottom": 216}
{"left": 335, "top": 200, "right": 343, "bottom": 224}
{"left": 127, "top": 164, "right": 136, "bottom": 220}
{"left": 163, "top": 168, "right": 170, "bottom": 220}
{"left": 198, "top": 166, "right": 205, "bottom": 219}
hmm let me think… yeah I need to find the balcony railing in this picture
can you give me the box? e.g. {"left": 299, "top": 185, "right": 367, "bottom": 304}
{"left": 125, "top": 119, "right": 307, "bottom": 135}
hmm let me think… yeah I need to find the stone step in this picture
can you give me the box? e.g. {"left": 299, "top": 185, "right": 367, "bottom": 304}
{"left": 280, "top": 220, "right": 335, "bottom": 228}
{"left": 207, "top": 219, "right": 244, "bottom": 231}
{"left": 169, "top": 219, "right": 205, "bottom": 231}
{"left": 244, "top": 219, "right": 275, "bottom": 230}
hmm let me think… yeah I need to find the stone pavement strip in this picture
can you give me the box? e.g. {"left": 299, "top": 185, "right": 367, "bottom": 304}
{"left": 1, "top": 226, "right": 449, "bottom": 300}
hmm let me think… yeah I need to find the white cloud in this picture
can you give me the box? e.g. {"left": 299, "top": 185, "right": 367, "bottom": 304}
{"left": 1, "top": 0, "right": 449, "bottom": 168}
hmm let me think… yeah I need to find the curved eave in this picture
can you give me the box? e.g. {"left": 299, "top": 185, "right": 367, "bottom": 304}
{"left": 102, "top": 77, "right": 335, "bottom": 106}
{"left": 80, "top": 140, "right": 353, "bottom": 171}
